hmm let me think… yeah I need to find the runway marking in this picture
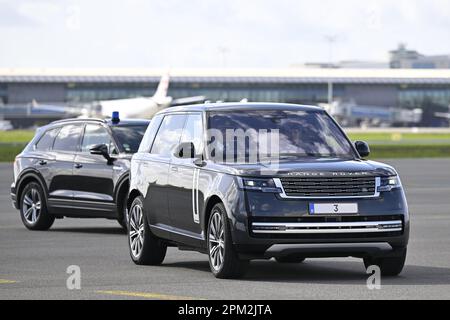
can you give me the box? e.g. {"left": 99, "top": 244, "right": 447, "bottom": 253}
{"left": 0, "top": 279, "right": 17, "bottom": 284}
{"left": 95, "top": 290, "right": 201, "bottom": 300}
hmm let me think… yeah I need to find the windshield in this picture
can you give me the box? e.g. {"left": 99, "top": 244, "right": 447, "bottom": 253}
{"left": 110, "top": 125, "right": 147, "bottom": 153}
{"left": 207, "top": 110, "right": 356, "bottom": 162}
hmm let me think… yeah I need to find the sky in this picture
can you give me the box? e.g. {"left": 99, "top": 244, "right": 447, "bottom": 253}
{"left": 0, "top": 0, "right": 449, "bottom": 69}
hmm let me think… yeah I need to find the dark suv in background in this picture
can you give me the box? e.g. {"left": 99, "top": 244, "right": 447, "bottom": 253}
{"left": 11, "top": 117, "right": 150, "bottom": 230}
{"left": 127, "top": 103, "right": 409, "bottom": 279}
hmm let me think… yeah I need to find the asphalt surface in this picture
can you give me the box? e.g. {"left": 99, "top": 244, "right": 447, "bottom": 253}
{"left": 1, "top": 159, "right": 450, "bottom": 300}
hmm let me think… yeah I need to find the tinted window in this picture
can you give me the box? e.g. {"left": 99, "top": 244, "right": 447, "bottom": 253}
{"left": 35, "top": 127, "right": 60, "bottom": 151}
{"left": 207, "top": 110, "right": 355, "bottom": 162}
{"left": 53, "top": 124, "right": 83, "bottom": 152}
{"left": 138, "top": 116, "right": 163, "bottom": 153}
{"left": 180, "top": 114, "right": 204, "bottom": 155}
{"left": 81, "top": 124, "right": 112, "bottom": 153}
{"left": 110, "top": 125, "right": 147, "bottom": 154}
{"left": 150, "top": 114, "right": 186, "bottom": 157}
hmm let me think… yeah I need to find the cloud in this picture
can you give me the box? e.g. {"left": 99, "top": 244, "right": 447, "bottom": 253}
{"left": 16, "top": 1, "right": 63, "bottom": 27}
{"left": 0, "top": 1, "right": 40, "bottom": 27}
{"left": 0, "top": 0, "right": 449, "bottom": 68}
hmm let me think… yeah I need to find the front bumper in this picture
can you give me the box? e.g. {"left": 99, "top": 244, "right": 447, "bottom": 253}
{"left": 233, "top": 226, "right": 409, "bottom": 260}
{"left": 264, "top": 242, "right": 401, "bottom": 259}
{"left": 10, "top": 183, "right": 18, "bottom": 209}
{"left": 228, "top": 188, "right": 410, "bottom": 259}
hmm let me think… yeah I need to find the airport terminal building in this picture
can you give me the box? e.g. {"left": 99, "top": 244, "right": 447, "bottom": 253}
{"left": 1, "top": 68, "right": 450, "bottom": 110}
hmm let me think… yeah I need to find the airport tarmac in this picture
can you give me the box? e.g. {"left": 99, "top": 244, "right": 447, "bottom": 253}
{"left": 1, "top": 159, "right": 450, "bottom": 300}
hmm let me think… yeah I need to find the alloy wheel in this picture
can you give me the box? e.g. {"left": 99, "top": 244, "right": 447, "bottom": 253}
{"left": 129, "top": 203, "right": 144, "bottom": 258}
{"left": 208, "top": 210, "right": 225, "bottom": 271}
{"left": 22, "top": 188, "right": 41, "bottom": 224}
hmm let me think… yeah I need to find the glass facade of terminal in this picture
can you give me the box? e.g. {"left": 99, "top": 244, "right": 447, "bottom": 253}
{"left": 66, "top": 82, "right": 345, "bottom": 105}
{"left": 168, "top": 82, "right": 344, "bottom": 104}
{"left": 0, "top": 84, "right": 7, "bottom": 104}
{"left": 3, "top": 76, "right": 448, "bottom": 128}
{"left": 66, "top": 83, "right": 155, "bottom": 102}
{"left": 61, "top": 81, "right": 450, "bottom": 108}
{"left": 398, "top": 85, "right": 450, "bottom": 107}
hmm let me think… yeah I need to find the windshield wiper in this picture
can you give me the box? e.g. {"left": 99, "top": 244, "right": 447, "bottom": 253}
{"left": 276, "top": 153, "right": 354, "bottom": 160}
{"left": 277, "top": 153, "right": 320, "bottom": 159}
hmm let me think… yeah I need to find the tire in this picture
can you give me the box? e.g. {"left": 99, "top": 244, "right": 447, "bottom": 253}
{"left": 19, "top": 182, "right": 54, "bottom": 231}
{"left": 128, "top": 196, "right": 166, "bottom": 265}
{"left": 363, "top": 247, "right": 407, "bottom": 277}
{"left": 275, "top": 257, "right": 306, "bottom": 264}
{"left": 207, "top": 203, "right": 248, "bottom": 279}
{"left": 117, "top": 194, "right": 128, "bottom": 231}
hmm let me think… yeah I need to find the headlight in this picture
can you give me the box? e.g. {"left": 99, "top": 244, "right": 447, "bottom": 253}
{"left": 378, "top": 176, "right": 402, "bottom": 192}
{"left": 240, "top": 178, "right": 282, "bottom": 193}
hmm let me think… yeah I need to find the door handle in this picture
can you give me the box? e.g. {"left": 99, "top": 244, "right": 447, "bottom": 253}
{"left": 171, "top": 166, "right": 178, "bottom": 172}
{"left": 74, "top": 163, "right": 83, "bottom": 169}
{"left": 38, "top": 160, "right": 47, "bottom": 166}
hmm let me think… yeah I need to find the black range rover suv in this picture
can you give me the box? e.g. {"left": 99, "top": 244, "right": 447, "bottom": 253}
{"left": 127, "top": 103, "right": 409, "bottom": 279}
{"left": 11, "top": 117, "right": 149, "bottom": 230}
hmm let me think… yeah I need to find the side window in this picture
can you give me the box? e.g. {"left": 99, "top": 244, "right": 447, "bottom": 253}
{"left": 35, "top": 127, "right": 60, "bottom": 151}
{"left": 138, "top": 115, "right": 163, "bottom": 153}
{"left": 81, "top": 124, "right": 112, "bottom": 153}
{"left": 180, "top": 114, "right": 204, "bottom": 155}
{"left": 53, "top": 124, "right": 83, "bottom": 152}
{"left": 150, "top": 114, "right": 186, "bottom": 157}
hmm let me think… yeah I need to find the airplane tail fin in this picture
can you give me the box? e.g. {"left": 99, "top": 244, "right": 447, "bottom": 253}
{"left": 154, "top": 74, "right": 170, "bottom": 101}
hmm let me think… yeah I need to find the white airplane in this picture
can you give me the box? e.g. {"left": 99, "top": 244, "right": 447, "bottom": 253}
{"left": 435, "top": 112, "right": 450, "bottom": 119}
{"left": 81, "top": 74, "right": 174, "bottom": 119}
{"left": 3, "top": 75, "right": 206, "bottom": 128}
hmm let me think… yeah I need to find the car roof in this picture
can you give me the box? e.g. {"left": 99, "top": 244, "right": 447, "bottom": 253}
{"left": 42, "top": 118, "right": 150, "bottom": 130}
{"left": 156, "top": 102, "right": 323, "bottom": 115}
{"left": 105, "top": 118, "right": 151, "bottom": 126}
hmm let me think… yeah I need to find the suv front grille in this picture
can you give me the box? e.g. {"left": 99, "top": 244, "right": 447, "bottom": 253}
{"left": 278, "top": 176, "right": 377, "bottom": 198}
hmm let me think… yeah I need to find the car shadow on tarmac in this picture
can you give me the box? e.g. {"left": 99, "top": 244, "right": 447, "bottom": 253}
{"left": 50, "top": 227, "right": 126, "bottom": 235}
{"left": 164, "top": 259, "right": 450, "bottom": 285}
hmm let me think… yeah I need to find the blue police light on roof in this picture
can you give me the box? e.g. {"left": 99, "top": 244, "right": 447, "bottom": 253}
{"left": 112, "top": 111, "right": 120, "bottom": 124}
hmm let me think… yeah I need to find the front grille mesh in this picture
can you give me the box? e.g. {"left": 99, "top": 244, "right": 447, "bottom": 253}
{"left": 280, "top": 177, "right": 376, "bottom": 197}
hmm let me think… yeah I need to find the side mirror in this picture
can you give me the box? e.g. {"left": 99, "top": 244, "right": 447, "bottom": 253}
{"left": 354, "top": 141, "right": 370, "bottom": 158}
{"left": 90, "top": 144, "right": 114, "bottom": 163}
{"left": 174, "top": 142, "right": 196, "bottom": 159}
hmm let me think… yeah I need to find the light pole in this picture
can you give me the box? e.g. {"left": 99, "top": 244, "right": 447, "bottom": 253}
{"left": 324, "top": 35, "right": 338, "bottom": 105}
{"left": 324, "top": 35, "right": 337, "bottom": 67}
{"left": 218, "top": 46, "right": 229, "bottom": 68}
